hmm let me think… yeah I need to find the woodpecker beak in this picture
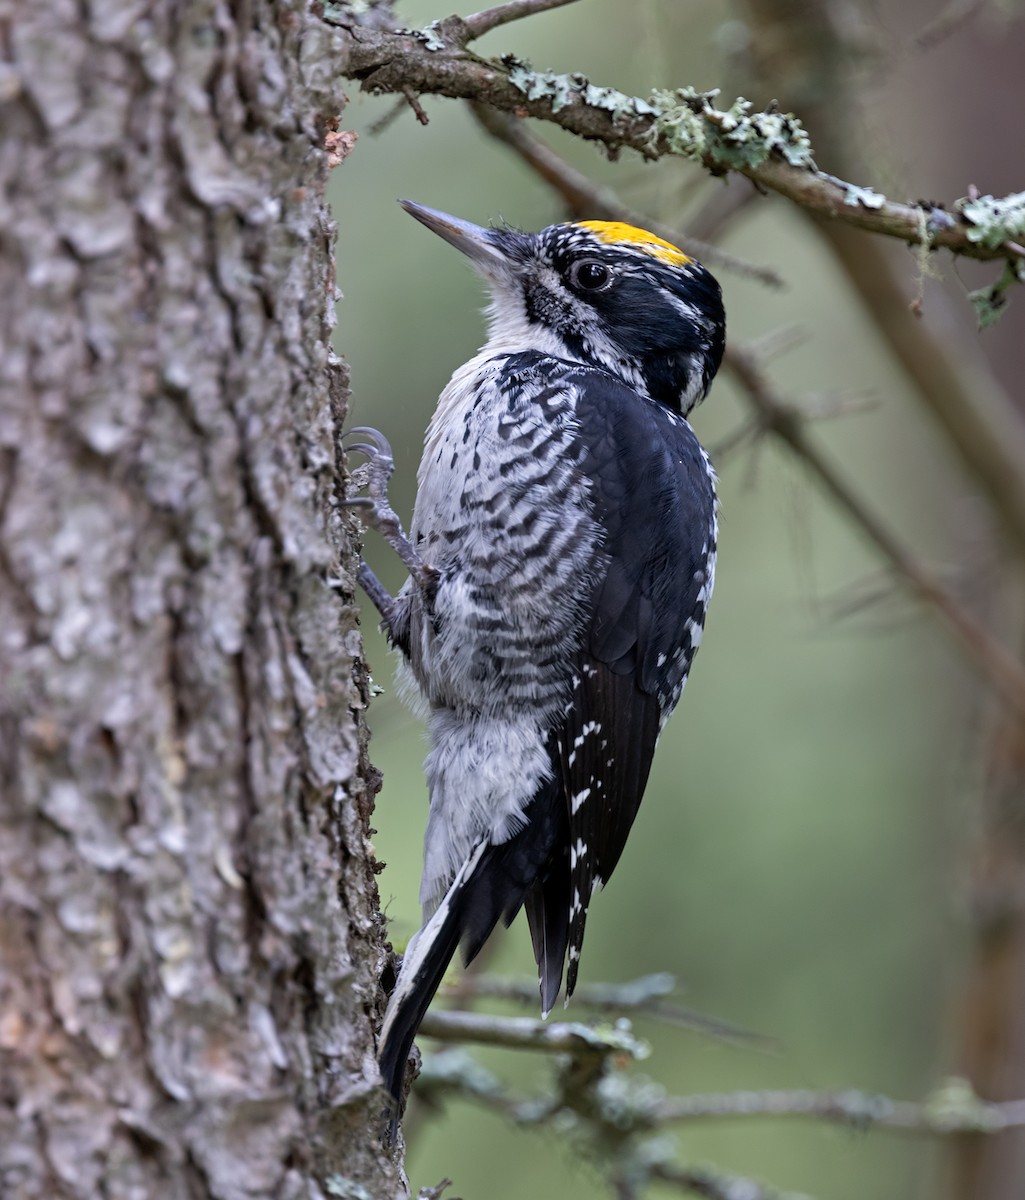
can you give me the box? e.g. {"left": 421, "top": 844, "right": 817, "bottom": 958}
{"left": 399, "top": 199, "right": 513, "bottom": 281}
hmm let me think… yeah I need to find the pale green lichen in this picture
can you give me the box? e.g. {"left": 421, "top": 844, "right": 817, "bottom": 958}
{"left": 324, "top": 0, "right": 380, "bottom": 16}
{"left": 582, "top": 81, "right": 657, "bottom": 116}
{"left": 594, "top": 1069, "right": 667, "bottom": 1128}
{"left": 504, "top": 76, "right": 814, "bottom": 168}
{"left": 921, "top": 1076, "right": 1006, "bottom": 1133}
{"left": 969, "top": 261, "right": 1024, "bottom": 329}
{"left": 419, "top": 20, "right": 447, "bottom": 51}
{"left": 417, "top": 1048, "right": 506, "bottom": 1099}
{"left": 964, "top": 190, "right": 1025, "bottom": 249}
{"left": 911, "top": 205, "right": 941, "bottom": 311}
{"left": 958, "top": 190, "right": 1025, "bottom": 250}
{"left": 579, "top": 1017, "right": 651, "bottom": 1060}
{"left": 962, "top": 193, "right": 1025, "bottom": 326}
{"left": 839, "top": 181, "right": 886, "bottom": 209}
{"left": 648, "top": 88, "right": 815, "bottom": 170}
{"left": 507, "top": 64, "right": 657, "bottom": 117}
{"left": 325, "top": 1179, "right": 374, "bottom": 1200}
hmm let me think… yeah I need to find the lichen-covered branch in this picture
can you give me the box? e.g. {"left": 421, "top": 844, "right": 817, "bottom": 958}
{"left": 336, "top": 15, "right": 1025, "bottom": 268}
{"left": 411, "top": 999, "right": 1025, "bottom": 1200}
{"left": 460, "top": 95, "right": 1025, "bottom": 717}
{"left": 411, "top": 1017, "right": 800, "bottom": 1200}
{"left": 468, "top": 103, "right": 785, "bottom": 287}
{"left": 419, "top": 1009, "right": 649, "bottom": 1057}
{"left": 650, "top": 1162, "right": 807, "bottom": 1200}
{"left": 443, "top": 971, "right": 767, "bottom": 1043}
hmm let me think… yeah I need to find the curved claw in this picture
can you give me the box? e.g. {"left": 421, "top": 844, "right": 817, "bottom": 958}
{"left": 347, "top": 425, "right": 391, "bottom": 442}
{"left": 346, "top": 442, "right": 386, "bottom": 460}
{"left": 344, "top": 426, "right": 395, "bottom": 461}
{"left": 344, "top": 425, "right": 399, "bottom": 511}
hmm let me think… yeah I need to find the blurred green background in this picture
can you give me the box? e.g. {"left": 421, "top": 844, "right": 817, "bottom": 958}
{"left": 329, "top": 3, "right": 994, "bottom": 1195}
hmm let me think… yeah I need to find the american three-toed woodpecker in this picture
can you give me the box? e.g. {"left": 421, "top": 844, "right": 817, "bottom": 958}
{"left": 346, "top": 200, "right": 726, "bottom": 1110}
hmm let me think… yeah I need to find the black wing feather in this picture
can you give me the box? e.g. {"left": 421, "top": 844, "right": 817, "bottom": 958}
{"left": 554, "top": 365, "right": 716, "bottom": 996}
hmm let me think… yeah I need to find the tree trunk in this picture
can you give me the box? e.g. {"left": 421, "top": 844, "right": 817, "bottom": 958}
{"left": 0, "top": 4, "right": 400, "bottom": 1197}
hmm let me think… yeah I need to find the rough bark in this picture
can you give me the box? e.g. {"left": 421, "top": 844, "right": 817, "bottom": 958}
{"left": 0, "top": 3, "right": 400, "bottom": 1197}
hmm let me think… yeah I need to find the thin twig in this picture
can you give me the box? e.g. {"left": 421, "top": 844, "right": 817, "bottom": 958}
{"left": 445, "top": 972, "right": 770, "bottom": 1045}
{"left": 470, "top": 103, "right": 785, "bottom": 288}
{"left": 725, "top": 345, "right": 1025, "bottom": 721}
{"left": 451, "top": 971, "right": 674, "bottom": 1007}
{"left": 418, "top": 1008, "right": 647, "bottom": 1056}
{"left": 819, "top": 221, "right": 1025, "bottom": 564}
{"left": 684, "top": 175, "right": 763, "bottom": 246}
{"left": 403, "top": 87, "right": 430, "bottom": 125}
{"left": 367, "top": 95, "right": 408, "bottom": 136}
{"left": 462, "top": 0, "right": 580, "bottom": 40}
{"left": 416, "top": 1180, "right": 454, "bottom": 1200}
{"left": 651, "top": 1162, "right": 807, "bottom": 1200}
{"left": 914, "top": 0, "right": 988, "bottom": 50}
{"left": 710, "top": 390, "right": 872, "bottom": 465}
{"left": 657, "top": 1085, "right": 1025, "bottom": 1135}
{"left": 708, "top": 419, "right": 760, "bottom": 464}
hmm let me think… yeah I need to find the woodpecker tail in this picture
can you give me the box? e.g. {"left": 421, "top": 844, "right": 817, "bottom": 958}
{"left": 523, "top": 846, "right": 571, "bottom": 1015}
{"left": 378, "top": 780, "right": 565, "bottom": 1113}
{"left": 378, "top": 840, "right": 488, "bottom": 1110}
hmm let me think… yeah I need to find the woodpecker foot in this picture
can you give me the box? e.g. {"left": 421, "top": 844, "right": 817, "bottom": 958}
{"left": 355, "top": 561, "right": 411, "bottom": 653}
{"left": 343, "top": 426, "right": 438, "bottom": 594}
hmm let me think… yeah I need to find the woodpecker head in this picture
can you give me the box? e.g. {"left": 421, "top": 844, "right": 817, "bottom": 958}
{"left": 400, "top": 199, "right": 725, "bottom": 416}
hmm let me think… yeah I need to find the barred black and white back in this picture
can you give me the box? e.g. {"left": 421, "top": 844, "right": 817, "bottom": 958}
{"left": 365, "top": 205, "right": 725, "bottom": 1111}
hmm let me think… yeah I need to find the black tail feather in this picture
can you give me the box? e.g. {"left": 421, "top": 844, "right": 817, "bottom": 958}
{"left": 379, "top": 892, "right": 465, "bottom": 1109}
{"left": 524, "top": 845, "right": 570, "bottom": 1013}
{"left": 377, "top": 778, "right": 565, "bottom": 1116}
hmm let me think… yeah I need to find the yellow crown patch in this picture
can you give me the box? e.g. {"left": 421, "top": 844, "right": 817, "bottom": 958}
{"left": 575, "top": 221, "right": 692, "bottom": 267}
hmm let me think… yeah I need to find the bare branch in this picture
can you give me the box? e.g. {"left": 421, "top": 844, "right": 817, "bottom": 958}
{"left": 651, "top": 1162, "right": 807, "bottom": 1200}
{"left": 684, "top": 175, "right": 763, "bottom": 246}
{"left": 657, "top": 1083, "right": 1025, "bottom": 1136}
{"left": 725, "top": 344, "right": 1025, "bottom": 721}
{"left": 366, "top": 95, "right": 409, "bottom": 135}
{"left": 417, "top": 1181, "right": 454, "bottom": 1200}
{"left": 338, "top": 21, "right": 1025, "bottom": 268}
{"left": 914, "top": 0, "right": 988, "bottom": 50}
{"left": 462, "top": 0, "right": 580, "bottom": 40}
{"left": 403, "top": 86, "right": 430, "bottom": 125}
{"left": 818, "top": 222, "right": 1025, "bottom": 564}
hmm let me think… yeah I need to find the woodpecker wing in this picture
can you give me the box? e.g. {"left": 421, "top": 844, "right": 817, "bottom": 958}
{"left": 557, "top": 364, "right": 717, "bottom": 994}
{"left": 380, "top": 357, "right": 716, "bottom": 1097}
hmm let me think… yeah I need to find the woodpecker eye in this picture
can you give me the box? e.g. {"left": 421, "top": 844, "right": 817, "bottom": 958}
{"left": 569, "top": 259, "right": 612, "bottom": 291}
